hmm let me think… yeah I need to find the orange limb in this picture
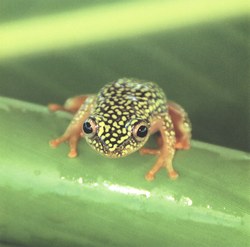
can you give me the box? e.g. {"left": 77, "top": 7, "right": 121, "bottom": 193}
{"left": 140, "top": 115, "right": 179, "bottom": 181}
{"left": 49, "top": 95, "right": 95, "bottom": 158}
{"left": 49, "top": 121, "right": 83, "bottom": 158}
{"left": 168, "top": 101, "right": 192, "bottom": 150}
{"left": 141, "top": 102, "right": 191, "bottom": 181}
{"left": 145, "top": 150, "right": 178, "bottom": 181}
{"left": 139, "top": 134, "right": 162, "bottom": 155}
{"left": 48, "top": 95, "right": 89, "bottom": 113}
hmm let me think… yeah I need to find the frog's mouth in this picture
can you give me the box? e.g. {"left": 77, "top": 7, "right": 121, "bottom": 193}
{"left": 102, "top": 145, "right": 124, "bottom": 158}
{"left": 103, "top": 151, "right": 122, "bottom": 158}
{"left": 86, "top": 138, "right": 123, "bottom": 158}
{"left": 87, "top": 134, "right": 141, "bottom": 158}
{"left": 101, "top": 139, "right": 140, "bottom": 158}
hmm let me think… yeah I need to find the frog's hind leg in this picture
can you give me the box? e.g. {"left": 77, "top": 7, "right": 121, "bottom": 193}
{"left": 48, "top": 95, "right": 89, "bottom": 113}
{"left": 168, "top": 101, "right": 192, "bottom": 150}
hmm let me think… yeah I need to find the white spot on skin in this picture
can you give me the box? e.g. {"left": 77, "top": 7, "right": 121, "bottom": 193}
{"left": 98, "top": 126, "right": 104, "bottom": 136}
{"left": 113, "top": 122, "right": 119, "bottom": 128}
{"left": 109, "top": 144, "right": 117, "bottom": 151}
{"left": 117, "top": 135, "right": 129, "bottom": 144}
{"left": 105, "top": 125, "right": 111, "bottom": 132}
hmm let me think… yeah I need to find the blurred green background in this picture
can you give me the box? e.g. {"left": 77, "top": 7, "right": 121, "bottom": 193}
{"left": 0, "top": 0, "right": 249, "bottom": 152}
{"left": 0, "top": 1, "right": 249, "bottom": 247}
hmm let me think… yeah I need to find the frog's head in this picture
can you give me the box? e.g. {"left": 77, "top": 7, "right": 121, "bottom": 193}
{"left": 82, "top": 115, "right": 150, "bottom": 158}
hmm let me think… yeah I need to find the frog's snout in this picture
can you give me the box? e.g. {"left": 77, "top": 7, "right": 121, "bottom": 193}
{"left": 102, "top": 144, "right": 123, "bottom": 158}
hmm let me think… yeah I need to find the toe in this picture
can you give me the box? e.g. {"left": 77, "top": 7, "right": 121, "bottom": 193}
{"left": 48, "top": 104, "right": 63, "bottom": 112}
{"left": 49, "top": 139, "right": 60, "bottom": 148}
{"left": 68, "top": 149, "right": 77, "bottom": 158}
{"left": 168, "top": 170, "right": 179, "bottom": 180}
{"left": 145, "top": 172, "right": 155, "bottom": 181}
{"left": 140, "top": 148, "right": 160, "bottom": 156}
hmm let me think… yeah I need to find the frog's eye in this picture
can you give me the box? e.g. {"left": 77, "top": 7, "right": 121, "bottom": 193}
{"left": 133, "top": 121, "right": 149, "bottom": 141}
{"left": 82, "top": 118, "right": 97, "bottom": 138}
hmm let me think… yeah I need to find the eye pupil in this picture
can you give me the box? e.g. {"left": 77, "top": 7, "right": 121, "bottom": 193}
{"left": 136, "top": 125, "right": 148, "bottom": 138}
{"left": 83, "top": 121, "right": 93, "bottom": 134}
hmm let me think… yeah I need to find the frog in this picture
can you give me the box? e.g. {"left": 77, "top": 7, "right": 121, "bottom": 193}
{"left": 49, "top": 78, "right": 191, "bottom": 181}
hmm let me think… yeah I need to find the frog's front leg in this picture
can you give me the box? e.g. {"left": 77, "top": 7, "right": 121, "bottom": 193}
{"left": 140, "top": 101, "right": 191, "bottom": 154}
{"left": 48, "top": 95, "right": 90, "bottom": 113}
{"left": 49, "top": 95, "right": 95, "bottom": 158}
{"left": 143, "top": 114, "right": 178, "bottom": 181}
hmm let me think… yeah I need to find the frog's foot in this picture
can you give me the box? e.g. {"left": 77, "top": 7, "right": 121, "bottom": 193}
{"left": 143, "top": 146, "right": 179, "bottom": 181}
{"left": 139, "top": 147, "right": 160, "bottom": 156}
{"left": 175, "top": 136, "right": 190, "bottom": 150}
{"left": 168, "top": 170, "right": 179, "bottom": 180}
{"left": 48, "top": 103, "right": 65, "bottom": 112}
{"left": 145, "top": 171, "right": 155, "bottom": 181}
{"left": 49, "top": 134, "right": 79, "bottom": 158}
{"left": 145, "top": 162, "right": 179, "bottom": 181}
{"left": 146, "top": 169, "right": 179, "bottom": 181}
{"left": 144, "top": 154, "right": 163, "bottom": 181}
{"left": 48, "top": 95, "right": 88, "bottom": 113}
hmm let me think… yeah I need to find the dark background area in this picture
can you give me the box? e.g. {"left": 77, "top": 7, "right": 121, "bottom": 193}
{"left": 0, "top": 1, "right": 249, "bottom": 152}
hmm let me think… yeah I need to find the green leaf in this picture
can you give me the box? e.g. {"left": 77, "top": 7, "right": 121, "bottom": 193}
{"left": 0, "top": 0, "right": 249, "bottom": 151}
{"left": 0, "top": 97, "right": 249, "bottom": 247}
{"left": 0, "top": 0, "right": 249, "bottom": 246}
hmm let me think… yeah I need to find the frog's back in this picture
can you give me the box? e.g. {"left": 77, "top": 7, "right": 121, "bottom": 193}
{"left": 94, "top": 78, "right": 167, "bottom": 121}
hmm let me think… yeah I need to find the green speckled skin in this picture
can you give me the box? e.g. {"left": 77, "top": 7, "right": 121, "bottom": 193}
{"left": 1, "top": 96, "right": 249, "bottom": 247}
{"left": 82, "top": 78, "right": 175, "bottom": 157}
